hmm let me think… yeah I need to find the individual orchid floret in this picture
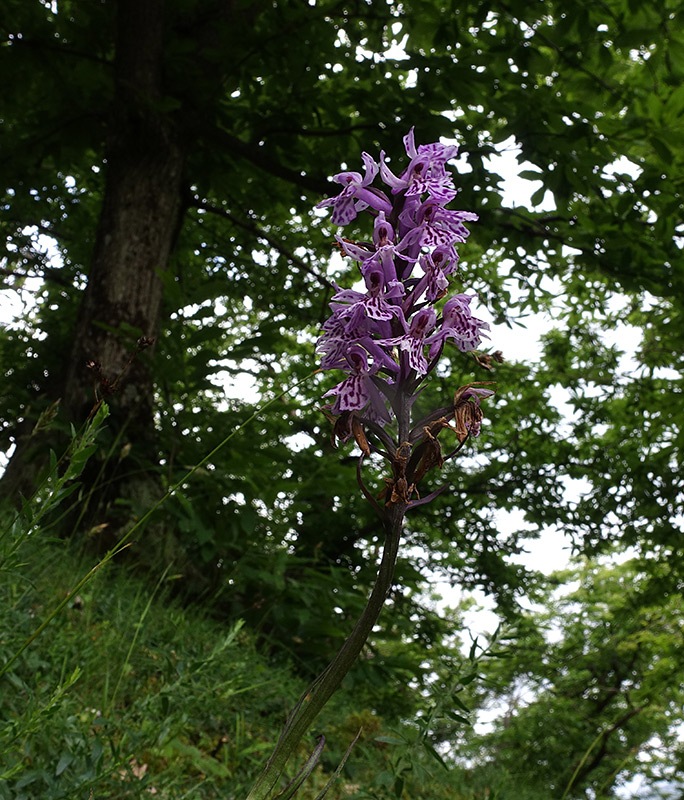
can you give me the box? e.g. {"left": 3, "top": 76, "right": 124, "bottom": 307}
{"left": 372, "top": 211, "right": 395, "bottom": 248}
{"left": 399, "top": 199, "right": 479, "bottom": 254}
{"left": 358, "top": 212, "right": 416, "bottom": 283}
{"left": 330, "top": 268, "right": 405, "bottom": 324}
{"left": 317, "top": 307, "right": 399, "bottom": 375}
{"left": 379, "top": 127, "right": 458, "bottom": 203}
{"left": 405, "top": 244, "right": 459, "bottom": 311}
{"left": 426, "top": 294, "right": 490, "bottom": 358}
{"left": 316, "top": 152, "right": 392, "bottom": 226}
{"left": 379, "top": 306, "right": 437, "bottom": 377}
{"left": 334, "top": 222, "right": 415, "bottom": 286}
{"left": 323, "top": 345, "right": 392, "bottom": 424}
{"left": 403, "top": 126, "right": 459, "bottom": 168}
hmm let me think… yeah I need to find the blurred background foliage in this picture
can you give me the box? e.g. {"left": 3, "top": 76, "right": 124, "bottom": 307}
{"left": 1, "top": 0, "right": 683, "bottom": 796}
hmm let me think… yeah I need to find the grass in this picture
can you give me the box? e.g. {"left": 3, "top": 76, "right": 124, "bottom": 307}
{"left": 0, "top": 535, "right": 503, "bottom": 800}
{"left": 0, "top": 405, "right": 486, "bottom": 800}
{"left": 0, "top": 538, "right": 305, "bottom": 799}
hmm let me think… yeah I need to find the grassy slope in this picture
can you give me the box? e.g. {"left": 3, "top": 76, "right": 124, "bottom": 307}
{"left": 2, "top": 528, "right": 511, "bottom": 800}
{"left": 0, "top": 539, "right": 359, "bottom": 799}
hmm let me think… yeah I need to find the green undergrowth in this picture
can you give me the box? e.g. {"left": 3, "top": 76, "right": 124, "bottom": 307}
{"left": 0, "top": 538, "right": 306, "bottom": 798}
{"left": 0, "top": 538, "right": 483, "bottom": 800}
{"left": 0, "top": 404, "right": 487, "bottom": 799}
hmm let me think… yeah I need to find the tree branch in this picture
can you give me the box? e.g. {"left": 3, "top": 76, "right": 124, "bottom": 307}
{"left": 0, "top": 33, "right": 112, "bottom": 67}
{"left": 210, "top": 129, "right": 330, "bottom": 196}
{"left": 189, "top": 198, "right": 334, "bottom": 290}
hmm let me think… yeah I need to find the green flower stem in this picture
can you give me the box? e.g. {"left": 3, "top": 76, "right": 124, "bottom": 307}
{"left": 246, "top": 501, "right": 406, "bottom": 800}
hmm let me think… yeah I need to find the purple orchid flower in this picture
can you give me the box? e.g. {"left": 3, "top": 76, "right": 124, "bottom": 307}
{"left": 323, "top": 345, "right": 392, "bottom": 423}
{"left": 406, "top": 244, "right": 460, "bottom": 310}
{"left": 317, "top": 305, "right": 399, "bottom": 374}
{"left": 399, "top": 199, "right": 479, "bottom": 253}
{"left": 426, "top": 294, "right": 490, "bottom": 357}
{"left": 378, "top": 306, "right": 437, "bottom": 377}
{"left": 316, "top": 152, "right": 392, "bottom": 225}
{"left": 330, "top": 267, "right": 405, "bottom": 324}
{"left": 316, "top": 129, "right": 493, "bottom": 456}
{"left": 379, "top": 128, "right": 458, "bottom": 203}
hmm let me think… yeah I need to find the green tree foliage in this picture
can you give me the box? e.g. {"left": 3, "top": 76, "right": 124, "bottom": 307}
{"left": 458, "top": 558, "right": 684, "bottom": 798}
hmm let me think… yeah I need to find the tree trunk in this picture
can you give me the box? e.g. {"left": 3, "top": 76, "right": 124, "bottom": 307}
{"left": 1, "top": 0, "right": 186, "bottom": 553}
{"left": 67, "top": 0, "right": 186, "bottom": 548}
{"left": 66, "top": 1, "right": 185, "bottom": 421}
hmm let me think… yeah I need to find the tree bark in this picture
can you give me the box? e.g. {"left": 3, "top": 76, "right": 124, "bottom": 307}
{"left": 66, "top": 0, "right": 185, "bottom": 546}
{"left": 65, "top": 0, "right": 185, "bottom": 421}
{"left": 1, "top": 0, "right": 186, "bottom": 549}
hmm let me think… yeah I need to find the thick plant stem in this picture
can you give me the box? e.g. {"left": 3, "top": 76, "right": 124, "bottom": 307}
{"left": 245, "top": 502, "right": 406, "bottom": 800}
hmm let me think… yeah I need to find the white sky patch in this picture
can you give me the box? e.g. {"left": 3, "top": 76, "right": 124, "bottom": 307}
{"left": 209, "top": 365, "right": 260, "bottom": 405}
{"left": 1, "top": 229, "right": 61, "bottom": 326}
{"left": 603, "top": 155, "right": 643, "bottom": 182}
{"left": 484, "top": 136, "right": 556, "bottom": 211}
{"left": 0, "top": 289, "right": 36, "bottom": 327}
{"left": 384, "top": 29, "right": 410, "bottom": 61}
{"left": 506, "top": 528, "right": 577, "bottom": 576}
{"left": 433, "top": 582, "right": 500, "bottom": 644}
{"left": 284, "top": 431, "right": 316, "bottom": 452}
{"left": 477, "top": 294, "right": 548, "bottom": 363}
